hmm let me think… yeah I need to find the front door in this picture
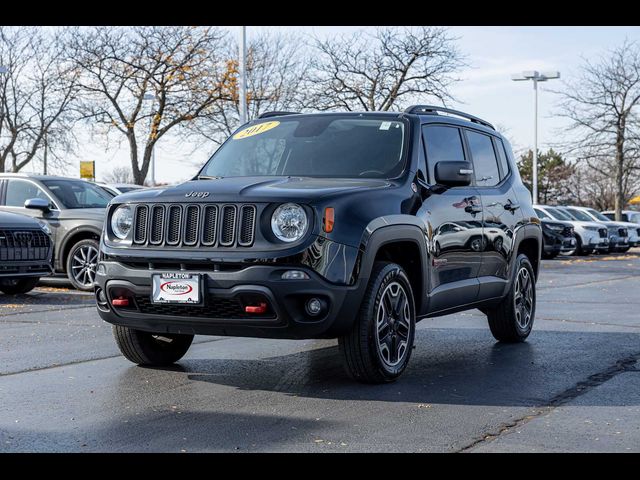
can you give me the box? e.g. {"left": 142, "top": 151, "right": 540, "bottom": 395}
{"left": 420, "top": 125, "right": 483, "bottom": 313}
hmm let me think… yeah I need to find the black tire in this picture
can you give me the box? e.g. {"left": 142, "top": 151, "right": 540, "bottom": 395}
{"left": 0, "top": 277, "right": 40, "bottom": 295}
{"left": 66, "top": 238, "right": 100, "bottom": 291}
{"left": 112, "top": 325, "right": 194, "bottom": 366}
{"left": 574, "top": 236, "right": 591, "bottom": 256}
{"left": 338, "top": 261, "right": 416, "bottom": 384}
{"left": 486, "top": 254, "right": 536, "bottom": 343}
{"left": 619, "top": 246, "right": 631, "bottom": 253}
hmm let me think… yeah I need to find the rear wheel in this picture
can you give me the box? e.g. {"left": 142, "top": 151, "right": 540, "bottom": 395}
{"left": 339, "top": 262, "right": 416, "bottom": 384}
{"left": 113, "top": 325, "right": 194, "bottom": 366}
{"left": 66, "top": 238, "right": 99, "bottom": 291}
{"left": 486, "top": 254, "right": 536, "bottom": 343}
{"left": 0, "top": 277, "right": 40, "bottom": 295}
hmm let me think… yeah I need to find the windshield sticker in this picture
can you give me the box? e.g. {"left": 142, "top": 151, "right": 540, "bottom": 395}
{"left": 379, "top": 121, "right": 391, "bottom": 130}
{"left": 233, "top": 121, "right": 280, "bottom": 140}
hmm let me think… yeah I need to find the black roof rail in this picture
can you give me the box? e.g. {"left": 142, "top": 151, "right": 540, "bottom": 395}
{"left": 404, "top": 105, "right": 495, "bottom": 130}
{"left": 257, "top": 111, "right": 300, "bottom": 119}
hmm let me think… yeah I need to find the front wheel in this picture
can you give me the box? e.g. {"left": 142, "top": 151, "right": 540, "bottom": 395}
{"left": 339, "top": 262, "right": 416, "bottom": 384}
{"left": 0, "top": 277, "right": 40, "bottom": 295}
{"left": 486, "top": 254, "right": 536, "bottom": 342}
{"left": 66, "top": 238, "right": 100, "bottom": 291}
{"left": 113, "top": 325, "right": 194, "bottom": 366}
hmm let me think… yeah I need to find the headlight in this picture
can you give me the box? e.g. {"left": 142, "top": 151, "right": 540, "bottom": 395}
{"left": 111, "top": 205, "right": 133, "bottom": 240}
{"left": 37, "top": 220, "right": 51, "bottom": 235}
{"left": 271, "top": 203, "right": 308, "bottom": 242}
{"left": 546, "top": 223, "right": 564, "bottom": 232}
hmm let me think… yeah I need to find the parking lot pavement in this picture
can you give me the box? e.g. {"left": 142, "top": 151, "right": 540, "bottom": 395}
{"left": 1, "top": 250, "right": 639, "bottom": 452}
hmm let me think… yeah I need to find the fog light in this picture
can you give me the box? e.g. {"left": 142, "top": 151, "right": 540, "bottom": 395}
{"left": 281, "top": 270, "right": 309, "bottom": 280}
{"left": 306, "top": 298, "right": 323, "bottom": 316}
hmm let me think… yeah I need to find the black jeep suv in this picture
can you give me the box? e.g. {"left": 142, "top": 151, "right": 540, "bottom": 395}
{"left": 96, "top": 106, "right": 542, "bottom": 383}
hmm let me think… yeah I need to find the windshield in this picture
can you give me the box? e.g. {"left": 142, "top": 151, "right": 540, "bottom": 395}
{"left": 42, "top": 179, "right": 113, "bottom": 209}
{"left": 546, "top": 207, "right": 571, "bottom": 221}
{"left": 628, "top": 212, "right": 640, "bottom": 223}
{"left": 586, "top": 208, "right": 611, "bottom": 222}
{"left": 200, "top": 116, "right": 407, "bottom": 179}
{"left": 565, "top": 208, "right": 594, "bottom": 222}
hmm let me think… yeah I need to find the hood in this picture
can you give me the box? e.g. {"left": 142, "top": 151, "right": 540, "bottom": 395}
{"left": 113, "top": 176, "right": 393, "bottom": 204}
{"left": 567, "top": 220, "right": 607, "bottom": 229}
{"left": 0, "top": 210, "right": 43, "bottom": 229}
{"left": 541, "top": 219, "right": 573, "bottom": 228}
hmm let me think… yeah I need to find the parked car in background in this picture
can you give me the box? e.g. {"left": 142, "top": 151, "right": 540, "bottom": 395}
{"left": 562, "top": 206, "right": 631, "bottom": 252}
{"left": 0, "top": 211, "right": 53, "bottom": 294}
{"left": 533, "top": 205, "right": 608, "bottom": 255}
{"left": 540, "top": 218, "right": 576, "bottom": 259}
{"left": 0, "top": 174, "right": 112, "bottom": 291}
{"left": 97, "top": 183, "right": 145, "bottom": 196}
{"left": 599, "top": 209, "right": 640, "bottom": 248}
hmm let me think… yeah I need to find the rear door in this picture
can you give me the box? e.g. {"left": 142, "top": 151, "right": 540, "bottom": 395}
{"left": 463, "top": 129, "right": 523, "bottom": 300}
{"left": 420, "top": 124, "right": 483, "bottom": 313}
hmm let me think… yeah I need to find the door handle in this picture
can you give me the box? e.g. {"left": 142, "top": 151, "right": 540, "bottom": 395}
{"left": 504, "top": 201, "right": 520, "bottom": 212}
{"left": 465, "top": 205, "right": 483, "bottom": 214}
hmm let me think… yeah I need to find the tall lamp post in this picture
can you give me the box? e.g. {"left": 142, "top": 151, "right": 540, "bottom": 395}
{"left": 143, "top": 93, "right": 157, "bottom": 186}
{"left": 238, "top": 26, "right": 247, "bottom": 125}
{"left": 511, "top": 70, "right": 560, "bottom": 205}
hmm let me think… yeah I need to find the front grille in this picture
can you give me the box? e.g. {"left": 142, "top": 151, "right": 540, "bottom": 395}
{"left": 131, "top": 203, "right": 257, "bottom": 248}
{"left": 619, "top": 228, "right": 628, "bottom": 238}
{"left": 563, "top": 226, "right": 574, "bottom": 237}
{"left": 636, "top": 228, "right": 640, "bottom": 237}
{"left": 133, "top": 294, "right": 274, "bottom": 319}
{"left": 598, "top": 228, "right": 608, "bottom": 238}
{"left": 0, "top": 229, "right": 50, "bottom": 262}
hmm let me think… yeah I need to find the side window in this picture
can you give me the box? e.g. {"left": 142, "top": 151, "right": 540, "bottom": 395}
{"left": 5, "top": 180, "right": 50, "bottom": 207}
{"left": 466, "top": 130, "right": 500, "bottom": 187}
{"left": 534, "top": 208, "right": 549, "bottom": 219}
{"left": 422, "top": 126, "right": 465, "bottom": 184}
{"left": 494, "top": 138, "right": 511, "bottom": 179}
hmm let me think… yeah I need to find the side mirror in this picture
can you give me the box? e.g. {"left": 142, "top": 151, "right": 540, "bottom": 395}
{"left": 24, "top": 198, "right": 51, "bottom": 212}
{"left": 434, "top": 161, "right": 473, "bottom": 187}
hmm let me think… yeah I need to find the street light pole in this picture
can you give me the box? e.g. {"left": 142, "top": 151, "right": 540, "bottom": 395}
{"left": 238, "top": 26, "right": 247, "bottom": 125}
{"left": 511, "top": 70, "right": 560, "bottom": 205}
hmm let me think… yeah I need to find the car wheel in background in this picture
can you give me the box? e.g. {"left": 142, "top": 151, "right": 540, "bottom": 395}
{"left": 66, "top": 238, "right": 100, "bottom": 291}
{"left": 0, "top": 277, "right": 40, "bottom": 295}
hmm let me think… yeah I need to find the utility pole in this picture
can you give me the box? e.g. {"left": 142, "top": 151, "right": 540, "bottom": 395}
{"left": 238, "top": 26, "right": 247, "bottom": 125}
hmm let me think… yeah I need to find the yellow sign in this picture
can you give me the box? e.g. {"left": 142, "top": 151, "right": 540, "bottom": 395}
{"left": 630, "top": 195, "right": 640, "bottom": 205}
{"left": 233, "top": 121, "right": 280, "bottom": 140}
{"left": 80, "top": 161, "right": 95, "bottom": 179}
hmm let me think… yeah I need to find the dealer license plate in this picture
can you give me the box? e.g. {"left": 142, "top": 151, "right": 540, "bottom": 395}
{"left": 152, "top": 273, "right": 201, "bottom": 304}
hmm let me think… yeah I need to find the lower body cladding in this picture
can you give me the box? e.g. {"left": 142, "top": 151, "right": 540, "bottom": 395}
{"left": 95, "top": 262, "right": 367, "bottom": 339}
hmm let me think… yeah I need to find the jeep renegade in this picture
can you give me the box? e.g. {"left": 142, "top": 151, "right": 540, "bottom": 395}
{"left": 96, "top": 106, "right": 542, "bottom": 383}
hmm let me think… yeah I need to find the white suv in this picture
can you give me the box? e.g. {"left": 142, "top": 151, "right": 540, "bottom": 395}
{"left": 565, "top": 206, "right": 636, "bottom": 252}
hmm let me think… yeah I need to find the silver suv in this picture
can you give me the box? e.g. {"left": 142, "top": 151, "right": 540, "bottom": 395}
{"left": 0, "top": 174, "right": 112, "bottom": 290}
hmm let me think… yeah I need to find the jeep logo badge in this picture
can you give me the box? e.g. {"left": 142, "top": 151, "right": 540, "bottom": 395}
{"left": 185, "top": 191, "right": 210, "bottom": 198}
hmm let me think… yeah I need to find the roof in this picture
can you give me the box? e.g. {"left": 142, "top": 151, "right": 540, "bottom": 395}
{"left": 0, "top": 172, "right": 87, "bottom": 181}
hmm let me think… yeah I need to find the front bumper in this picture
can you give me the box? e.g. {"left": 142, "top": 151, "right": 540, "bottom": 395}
{"left": 95, "top": 261, "right": 367, "bottom": 339}
{"left": 0, "top": 260, "right": 53, "bottom": 279}
{"left": 609, "top": 235, "right": 629, "bottom": 251}
{"left": 543, "top": 234, "right": 576, "bottom": 255}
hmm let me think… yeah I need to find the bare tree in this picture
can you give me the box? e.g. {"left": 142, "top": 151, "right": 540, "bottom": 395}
{"left": 189, "top": 30, "right": 311, "bottom": 146}
{"left": 69, "top": 26, "right": 229, "bottom": 185}
{"left": 307, "top": 26, "right": 464, "bottom": 112}
{"left": 557, "top": 40, "right": 640, "bottom": 220}
{"left": 102, "top": 165, "right": 135, "bottom": 184}
{"left": 0, "top": 27, "right": 79, "bottom": 173}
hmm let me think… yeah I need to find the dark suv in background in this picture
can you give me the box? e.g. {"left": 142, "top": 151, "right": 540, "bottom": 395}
{"left": 0, "top": 174, "right": 112, "bottom": 290}
{"left": 96, "top": 106, "right": 542, "bottom": 383}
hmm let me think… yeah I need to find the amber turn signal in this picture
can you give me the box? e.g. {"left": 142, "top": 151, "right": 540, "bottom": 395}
{"left": 324, "top": 207, "right": 335, "bottom": 233}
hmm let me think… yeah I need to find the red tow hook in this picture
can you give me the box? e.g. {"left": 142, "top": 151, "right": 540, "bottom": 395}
{"left": 245, "top": 302, "right": 267, "bottom": 314}
{"left": 112, "top": 297, "right": 130, "bottom": 307}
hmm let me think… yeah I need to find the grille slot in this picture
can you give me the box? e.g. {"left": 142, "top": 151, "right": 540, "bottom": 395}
{"left": 599, "top": 228, "right": 608, "bottom": 238}
{"left": 238, "top": 205, "right": 256, "bottom": 246}
{"left": 619, "top": 228, "right": 628, "bottom": 238}
{"left": 220, "top": 205, "right": 237, "bottom": 246}
{"left": 131, "top": 203, "right": 257, "bottom": 248}
{"left": 133, "top": 294, "right": 274, "bottom": 320}
{"left": 150, "top": 205, "right": 165, "bottom": 244}
{"left": 134, "top": 206, "right": 148, "bottom": 243}
{"left": 184, "top": 205, "right": 200, "bottom": 245}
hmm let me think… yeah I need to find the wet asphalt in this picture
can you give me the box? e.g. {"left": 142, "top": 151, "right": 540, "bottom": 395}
{"left": 1, "top": 251, "right": 639, "bottom": 452}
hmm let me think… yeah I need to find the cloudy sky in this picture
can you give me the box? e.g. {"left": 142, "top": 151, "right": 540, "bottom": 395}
{"left": 44, "top": 26, "right": 640, "bottom": 184}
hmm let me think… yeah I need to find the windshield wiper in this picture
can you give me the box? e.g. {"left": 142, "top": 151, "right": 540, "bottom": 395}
{"left": 197, "top": 175, "right": 223, "bottom": 180}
